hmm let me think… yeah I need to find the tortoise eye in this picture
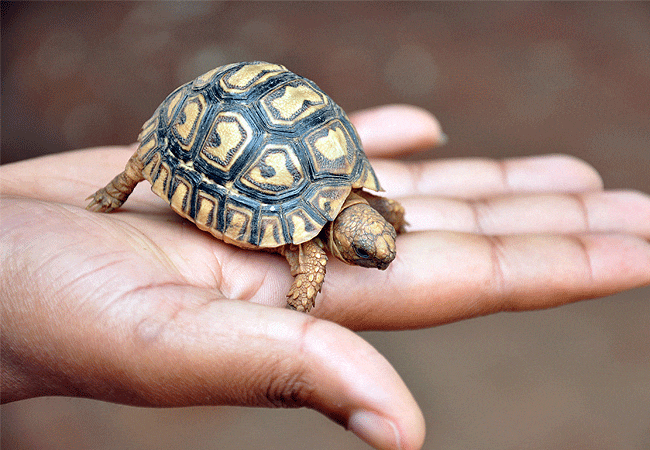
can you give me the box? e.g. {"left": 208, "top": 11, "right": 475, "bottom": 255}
{"left": 354, "top": 247, "right": 370, "bottom": 259}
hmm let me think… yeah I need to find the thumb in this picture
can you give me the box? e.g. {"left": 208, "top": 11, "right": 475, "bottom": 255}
{"left": 73, "top": 295, "right": 426, "bottom": 450}
{"left": 166, "top": 300, "right": 425, "bottom": 450}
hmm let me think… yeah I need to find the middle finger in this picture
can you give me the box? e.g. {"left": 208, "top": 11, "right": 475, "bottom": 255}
{"left": 372, "top": 154, "right": 604, "bottom": 199}
{"left": 402, "top": 190, "right": 650, "bottom": 238}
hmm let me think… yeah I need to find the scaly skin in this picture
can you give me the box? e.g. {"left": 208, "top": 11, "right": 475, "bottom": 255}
{"left": 86, "top": 155, "right": 144, "bottom": 212}
{"left": 358, "top": 190, "right": 407, "bottom": 234}
{"left": 324, "top": 193, "right": 398, "bottom": 270}
{"left": 282, "top": 241, "right": 328, "bottom": 312}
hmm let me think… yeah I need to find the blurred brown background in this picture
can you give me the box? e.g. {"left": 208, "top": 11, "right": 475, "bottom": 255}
{"left": 2, "top": 2, "right": 649, "bottom": 449}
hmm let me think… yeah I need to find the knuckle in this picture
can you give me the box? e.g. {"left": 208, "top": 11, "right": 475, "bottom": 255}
{"left": 261, "top": 368, "right": 315, "bottom": 408}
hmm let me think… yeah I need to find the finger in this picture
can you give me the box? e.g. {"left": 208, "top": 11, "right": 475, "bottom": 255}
{"left": 25, "top": 294, "right": 424, "bottom": 450}
{"left": 1, "top": 146, "right": 173, "bottom": 215}
{"left": 0, "top": 145, "right": 140, "bottom": 205}
{"left": 402, "top": 190, "right": 650, "bottom": 237}
{"left": 314, "top": 231, "right": 650, "bottom": 330}
{"left": 371, "top": 154, "right": 604, "bottom": 199}
{"left": 350, "top": 104, "right": 446, "bottom": 158}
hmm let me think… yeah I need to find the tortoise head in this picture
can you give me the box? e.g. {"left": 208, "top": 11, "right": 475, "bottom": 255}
{"left": 325, "top": 203, "right": 397, "bottom": 270}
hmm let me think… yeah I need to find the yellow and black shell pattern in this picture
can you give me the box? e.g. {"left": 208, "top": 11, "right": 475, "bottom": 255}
{"left": 135, "top": 61, "right": 382, "bottom": 249}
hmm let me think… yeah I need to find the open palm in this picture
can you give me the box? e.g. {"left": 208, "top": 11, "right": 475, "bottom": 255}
{"left": 2, "top": 105, "right": 649, "bottom": 450}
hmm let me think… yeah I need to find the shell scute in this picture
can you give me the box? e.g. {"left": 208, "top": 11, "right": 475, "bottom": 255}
{"left": 171, "top": 93, "right": 210, "bottom": 155}
{"left": 195, "top": 189, "right": 220, "bottom": 230}
{"left": 303, "top": 182, "right": 351, "bottom": 222}
{"left": 169, "top": 173, "right": 193, "bottom": 216}
{"left": 259, "top": 79, "right": 329, "bottom": 128}
{"left": 238, "top": 142, "right": 306, "bottom": 197}
{"left": 304, "top": 118, "right": 358, "bottom": 179}
{"left": 198, "top": 110, "right": 254, "bottom": 175}
{"left": 257, "top": 209, "right": 286, "bottom": 247}
{"left": 220, "top": 62, "right": 288, "bottom": 95}
{"left": 284, "top": 203, "right": 327, "bottom": 244}
{"left": 163, "top": 86, "right": 187, "bottom": 127}
{"left": 222, "top": 199, "right": 257, "bottom": 244}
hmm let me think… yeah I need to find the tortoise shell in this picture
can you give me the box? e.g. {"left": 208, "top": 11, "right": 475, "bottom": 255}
{"left": 135, "top": 61, "right": 382, "bottom": 249}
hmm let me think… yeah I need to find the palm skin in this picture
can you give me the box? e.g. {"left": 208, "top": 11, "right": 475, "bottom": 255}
{"left": 2, "top": 105, "right": 649, "bottom": 450}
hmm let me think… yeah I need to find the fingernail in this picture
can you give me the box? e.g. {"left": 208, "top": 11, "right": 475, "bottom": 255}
{"left": 438, "top": 131, "right": 449, "bottom": 146}
{"left": 348, "top": 410, "right": 402, "bottom": 450}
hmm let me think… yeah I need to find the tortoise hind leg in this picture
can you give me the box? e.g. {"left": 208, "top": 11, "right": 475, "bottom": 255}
{"left": 281, "top": 240, "right": 328, "bottom": 312}
{"left": 86, "top": 153, "right": 145, "bottom": 213}
{"left": 356, "top": 190, "right": 408, "bottom": 234}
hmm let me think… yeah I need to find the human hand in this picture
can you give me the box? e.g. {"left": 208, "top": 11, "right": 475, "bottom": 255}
{"left": 2, "top": 105, "right": 649, "bottom": 450}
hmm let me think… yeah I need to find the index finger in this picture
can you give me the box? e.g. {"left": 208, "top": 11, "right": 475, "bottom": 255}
{"left": 350, "top": 104, "right": 446, "bottom": 158}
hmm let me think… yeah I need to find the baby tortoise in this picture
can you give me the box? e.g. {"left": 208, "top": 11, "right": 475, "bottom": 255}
{"left": 87, "top": 61, "right": 406, "bottom": 312}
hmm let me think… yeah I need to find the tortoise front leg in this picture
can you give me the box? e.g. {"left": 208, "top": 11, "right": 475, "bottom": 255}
{"left": 282, "top": 239, "right": 328, "bottom": 312}
{"left": 86, "top": 153, "right": 145, "bottom": 213}
{"left": 356, "top": 190, "right": 407, "bottom": 234}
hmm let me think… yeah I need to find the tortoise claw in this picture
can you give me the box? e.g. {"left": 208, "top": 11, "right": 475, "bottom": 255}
{"left": 86, "top": 188, "right": 123, "bottom": 213}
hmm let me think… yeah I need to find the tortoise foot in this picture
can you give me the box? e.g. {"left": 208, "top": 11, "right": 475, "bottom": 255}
{"left": 283, "top": 240, "right": 327, "bottom": 313}
{"left": 86, "top": 155, "right": 145, "bottom": 213}
{"left": 286, "top": 271, "right": 326, "bottom": 312}
{"left": 86, "top": 187, "right": 125, "bottom": 213}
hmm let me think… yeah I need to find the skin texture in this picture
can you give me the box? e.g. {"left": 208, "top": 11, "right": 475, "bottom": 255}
{"left": 358, "top": 190, "right": 408, "bottom": 235}
{"left": 282, "top": 240, "right": 328, "bottom": 312}
{"left": 86, "top": 153, "right": 144, "bottom": 212}
{"left": 2, "top": 105, "right": 650, "bottom": 450}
